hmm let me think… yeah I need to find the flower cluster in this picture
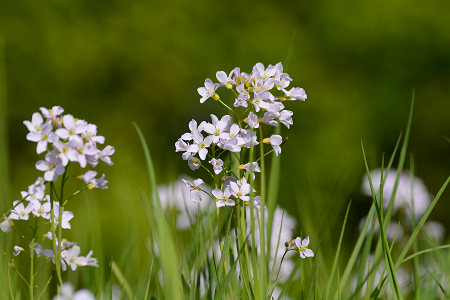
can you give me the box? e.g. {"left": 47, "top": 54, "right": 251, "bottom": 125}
{"left": 1, "top": 106, "right": 114, "bottom": 274}
{"left": 24, "top": 106, "right": 114, "bottom": 183}
{"left": 175, "top": 62, "right": 306, "bottom": 208}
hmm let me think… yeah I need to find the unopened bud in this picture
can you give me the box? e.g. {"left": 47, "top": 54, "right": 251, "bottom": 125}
{"left": 87, "top": 183, "right": 95, "bottom": 190}
{"left": 262, "top": 137, "right": 270, "bottom": 144}
{"left": 212, "top": 93, "right": 220, "bottom": 101}
{"left": 238, "top": 164, "right": 245, "bottom": 170}
{"left": 225, "top": 82, "right": 233, "bottom": 89}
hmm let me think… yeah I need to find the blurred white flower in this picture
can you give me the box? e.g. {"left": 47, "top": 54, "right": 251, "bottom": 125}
{"left": 53, "top": 283, "right": 95, "bottom": 300}
{"left": 361, "top": 169, "right": 432, "bottom": 219}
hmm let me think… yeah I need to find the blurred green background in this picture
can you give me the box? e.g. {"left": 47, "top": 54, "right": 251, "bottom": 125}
{"left": 1, "top": 0, "right": 449, "bottom": 287}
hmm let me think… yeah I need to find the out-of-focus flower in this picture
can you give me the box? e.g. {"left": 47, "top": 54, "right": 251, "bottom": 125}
{"left": 53, "top": 283, "right": 95, "bottom": 300}
{"left": 361, "top": 169, "right": 432, "bottom": 219}
{"left": 13, "top": 245, "right": 24, "bottom": 256}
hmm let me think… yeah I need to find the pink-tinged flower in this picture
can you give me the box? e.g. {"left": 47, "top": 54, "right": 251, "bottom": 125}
{"left": 81, "top": 170, "right": 108, "bottom": 189}
{"left": 245, "top": 112, "right": 260, "bottom": 129}
{"left": 253, "top": 62, "right": 277, "bottom": 80}
{"left": 26, "top": 123, "right": 58, "bottom": 154}
{"left": 209, "top": 158, "right": 224, "bottom": 174}
{"left": 216, "top": 69, "right": 236, "bottom": 89}
{"left": 35, "top": 150, "right": 65, "bottom": 181}
{"left": 99, "top": 145, "right": 115, "bottom": 166}
{"left": 234, "top": 83, "right": 250, "bottom": 108}
{"left": 263, "top": 135, "right": 283, "bottom": 156}
{"left": 212, "top": 187, "right": 235, "bottom": 207}
{"left": 282, "top": 87, "right": 307, "bottom": 101}
{"left": 294, "top": 236, "right": 314, "bottom": 258}
{"left": 237, "top": 129, "right": 259, "bottom": 148}
{"left": 198, "top": 78, "right": 220, "bottom": 103}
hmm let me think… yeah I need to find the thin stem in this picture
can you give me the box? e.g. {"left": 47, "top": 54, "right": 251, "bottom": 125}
{"left": 29, "top": 239, "right": 35, "bottom": 300}
{"left": 56, "top": 166, "right": 68, "bottom": 290}
{"left": 269, "top": 250, "right": 288, "bottom": 298}
{"left": 49, "top": 182, "right": 63, "bottom": 286}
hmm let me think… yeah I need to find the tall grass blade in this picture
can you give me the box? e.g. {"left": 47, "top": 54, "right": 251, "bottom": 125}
{"left": 361, "top": 140, "right": 403, "bottom": 300}
{"left": 134, "top": 122, "right": 184, "bottom": 300}
{"left": 324, "top": 200, "right": 351, "bottom": 299}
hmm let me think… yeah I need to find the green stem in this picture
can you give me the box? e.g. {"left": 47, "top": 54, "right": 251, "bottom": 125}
{"left": 29, "top": 239, "right": 35, "bottom": 300}
{"left": 49, "top": 182, "right": 63, "bottom": 286}
{"left": 56, "top": 168, "right": 68, "bottom": 285}
{"left": 269, "top": 250, "right": 288, "bottom": 298}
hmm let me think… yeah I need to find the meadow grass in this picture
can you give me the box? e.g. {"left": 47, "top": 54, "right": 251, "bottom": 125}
{"left": 0, "top": 45, "right": 449, "bottom": 299}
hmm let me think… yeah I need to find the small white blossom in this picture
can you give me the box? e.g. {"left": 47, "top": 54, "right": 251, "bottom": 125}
{"left": 209, "top": 158, "right": 224, "bottom": 174}
{"left": 212, "top": 187, "right": 235, "bottom": 207}
{"left": 14, "top": 245, "right": 24, "bottom": 256}
{"left": 263, "top": 135, "right": 282, "bottom": 156}
{"left": 294, "top": 236, "right": 314, "bottom": 258}
{"left": 198, "top": 78, "right": 220, "bottom": 103}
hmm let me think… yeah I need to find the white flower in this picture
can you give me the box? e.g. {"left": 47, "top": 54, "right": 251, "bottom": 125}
{"left": 203, "top": 114, "right": 231, "bottom": 144}
{"left": 158, "top": 178, "right": 212, "bottom": 229}
{"left": 229, "top": 177, "right": 251, "bottom": 202}
{"left": 35, "top": 150, "right": 65, "bottom": 181}
{"left": 81, "top": 170, "right": 108, "bottom": 189}
{"left": 361, "top": 169, "right": 432, "bottom": 219}
{"left": 181, "top": 120, "right": 205, "bottom": 141}
{"left": 282, "top": 87, "right": 307, "bottom": 101}
{"left": 212, "top": 187, "right": 235, "bottom": 207}
{"left": 10, "top": 201, "right": 34, "bottom": 220}
{"left": 209, "top": 158, "right": 224, "bottom": 174}
{"left": 245, "top": 112, "right": 259, "bottom": 129}
{"left": 237, "top": 129, "right": 258, "bottom": 148}
{"left": 31, "top": 200, "right": 51, "bottom": 219}
{"left": 216, "top": 69, "right": 237, "bottom": 89}
{"left": 181, "top": 179, "right": 206, "bottom": 202}
{"left": 55, "top": 114, "right": 86, "bottom": 143}
{"left": 184, "top": 154, "right": 201, "bottom": 170}
{"left": 294, "top": 236, "right": 314, "bottom": 258}
{"left": 279, "top": 110, "right": 294, "bottom": 128}
{"left": 99, "top": 145, "right": 115, "bottom": 166}
{"left": 0, "top": 218, "right": 13, "bottom": 233}
{"left": 26, "top": 123, "right": 58, "bottom": 154}
{"left": 53, "top": 283, "right": 95, "bottom": 300}
{"left": 13, "top": 245, "right": 24, "bottom": 256}
{"left": 198, "top": 78, "right": 220, "bottom": 103}
{"left": 239, "top": 162, "right": 260, "bottom": 179}
{"left": 23, "top": 112, "right": 45, "bottom": 133}
{"left": 53, "top": 204, "right": 74, "bottom": 229}
{"left": 234, "top": 83, "right": 249, "bottom": 107}
{"left": 263, "top": 135, "right": 283, "bottom": 156}
{"left": 187, "top": 132, "right": 213, "bottom": 160}
{"left": 61, "top": 246, "right": 86, "bottom": 271}
{"left": 40, "top": 106, "right": 64, "bottom": 121}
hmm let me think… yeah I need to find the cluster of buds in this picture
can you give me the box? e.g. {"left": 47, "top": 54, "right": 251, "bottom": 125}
{"left": 175, "top": 62, "right": 306, "bottom": 208}
{"left": 1, "top": 106, "right": 114, "bottom": 272}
